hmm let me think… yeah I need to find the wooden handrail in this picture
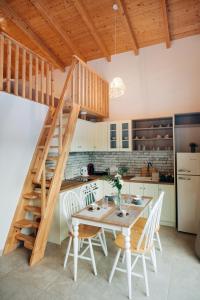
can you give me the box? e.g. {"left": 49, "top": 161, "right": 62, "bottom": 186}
{"left": 0, "top": 32, "right": 55, "bottom": 107}
{"left": 0, "top": 33, "right": 109, "bottom": 117}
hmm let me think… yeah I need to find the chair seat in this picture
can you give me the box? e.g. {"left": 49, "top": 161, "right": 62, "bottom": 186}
{"left": 70, "top": 224, "right": 101, "bottom": 239}
{"left": 115, "top": 231, "right": 152, "bottom": 254}
{"left": 131, "top": 217, "right": 159, "bottom": 233}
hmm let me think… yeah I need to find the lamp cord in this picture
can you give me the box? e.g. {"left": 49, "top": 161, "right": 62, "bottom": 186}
{"left": 114, "top": 10, "right": 117, "bottom": 56}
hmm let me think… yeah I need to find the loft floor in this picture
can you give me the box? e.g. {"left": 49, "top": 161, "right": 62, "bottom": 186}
{"left": 0, "top": 227, "right": 199, "bottom": 300}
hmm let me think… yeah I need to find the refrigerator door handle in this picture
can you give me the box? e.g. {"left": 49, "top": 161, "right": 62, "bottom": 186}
{"left": 178, "top": 177, "right": 191, "bottom": 180}
{"left": 178, "top": 169, "right": 191, "bottom": 173}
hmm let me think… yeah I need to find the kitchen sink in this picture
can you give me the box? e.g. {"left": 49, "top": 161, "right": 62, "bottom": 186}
{"left": 130, "top": 176, "right": 153, "bottom": 182}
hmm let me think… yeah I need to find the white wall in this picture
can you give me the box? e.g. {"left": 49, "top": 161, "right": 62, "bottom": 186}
{"left": 88, "top": 35, "right": 200, "bottom": 120}
{"left": 52, "top": 35, "right": 200, "bottom": 121}
{"left": 0, "top": 92, "right": 48, "bottom": 254}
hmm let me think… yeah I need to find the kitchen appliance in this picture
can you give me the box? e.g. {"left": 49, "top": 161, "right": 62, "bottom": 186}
{"left": 80, "top": 166, "right": 88, "bottom": 177}
{"left": 177, "top": 153, "right": 200, "bottom": 234}
{"left": 87, "top": 163, "right": 94, "bottom": 175}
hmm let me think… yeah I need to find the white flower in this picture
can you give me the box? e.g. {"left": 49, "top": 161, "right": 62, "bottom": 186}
{"left": 115, "top": 173, "right": 122, "bottom": 179}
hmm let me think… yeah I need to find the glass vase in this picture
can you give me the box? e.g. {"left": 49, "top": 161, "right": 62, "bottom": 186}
{"left": 115, "top": 190, "right": 122, "bottom": 211}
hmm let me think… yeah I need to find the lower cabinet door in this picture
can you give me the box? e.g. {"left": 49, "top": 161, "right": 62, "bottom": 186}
{"left": 129, "top": 183, "right": 143, "bottom": 197}
{"left": 158, "top": 184, "right": 175, "bottom": 227}
{"left": 121, "top": 182, "right": 130, "bottom": 194}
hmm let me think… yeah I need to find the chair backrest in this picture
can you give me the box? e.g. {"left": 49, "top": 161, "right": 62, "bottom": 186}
{"left": 80, "top": 184, "right": 96, "bottom": 207}
{"left": 62, "top": 191, "right": 82, "bottom": 233}
{"left": 155, "top": 191, "right": 164, "bottom": 230}
{"left": 137, "top": 192, "right": 164, "bottom": 252}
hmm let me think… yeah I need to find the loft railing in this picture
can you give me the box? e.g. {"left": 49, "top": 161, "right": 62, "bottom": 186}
{"left": 0, "top": 33, "right": 109, "bottom": 117}
{"left": 0, "top": 32, "right": 55, "bottom": 107}
{"left": 70, "top": 55, "right": 109, "bottom": 117}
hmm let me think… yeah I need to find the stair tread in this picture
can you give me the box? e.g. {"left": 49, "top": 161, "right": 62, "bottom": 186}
{"left": 46, "top": 156, "right": 59, "bottom": 161}
{"left": 46, "top": 168, "right": 55, "bottom": 173}
{"left": 16, "top": 233, "right": 35, "bottom": 250}
{"left": 24, "top": 205, "right": 41, "bottom": 216}
{"left": 38, "top": 145, "right": 59, "bottom": 149}
{"left": 23, "top": 192, "right": 41, "bottom": 200}
{"left": 15, "top": 219, "right": 39, "bottom": 229}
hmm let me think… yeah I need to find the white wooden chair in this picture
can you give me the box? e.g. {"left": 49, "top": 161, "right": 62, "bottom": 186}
{"left": 109, "top": 194, "right": 163, "bottom": 297}
{"left": 63, "top": 191, "right": 104, "bottom": 275}
{"left": 80, "top": 185, "right": 108, "bottom": 256}
{"left": 132, "top": 191, "right": 164, "bottom": 253}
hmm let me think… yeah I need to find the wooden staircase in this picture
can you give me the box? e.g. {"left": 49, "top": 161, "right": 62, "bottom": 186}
{"left": 1, "top": 33, "right": 109, "bottom": 266}
{"left": 3, "top": 58, "right": 80, "bottom": 266}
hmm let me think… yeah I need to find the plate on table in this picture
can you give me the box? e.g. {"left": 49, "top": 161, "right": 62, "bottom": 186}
{"left": 132, "top": 196, "right": 143, "bottom": 205}
{"left": 88, "top": 203, "right": 101, "bottom": 212}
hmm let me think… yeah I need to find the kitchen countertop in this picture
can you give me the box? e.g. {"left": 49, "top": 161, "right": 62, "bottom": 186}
{"left": 60, "top": 175, "right": 174, "bottom": 192}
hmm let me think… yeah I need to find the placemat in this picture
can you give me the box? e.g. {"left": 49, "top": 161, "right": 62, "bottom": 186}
{"left": 77, "top": 206, "right": 113, "bottom": 219}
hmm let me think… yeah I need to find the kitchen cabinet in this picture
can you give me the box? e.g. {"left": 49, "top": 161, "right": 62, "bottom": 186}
{"left": 93, "top": 122, "right": 108, "bottom": 151}
{"left": 108, "top": 121, "right": 132, "bottom": 151}
{"left": 158, "top": 184, "right": 175, "bottom": 227}
{"left": 130, "top": 182, "right": 159, "bottom": 217}
{"left": 129, "top": 182, "right": 175, "bottom": 226}
{"left": 70, "top": 119, "right": 95, "bottom": 152}
{"left": 48, "top": 186, "right": 81, "bottom": 245}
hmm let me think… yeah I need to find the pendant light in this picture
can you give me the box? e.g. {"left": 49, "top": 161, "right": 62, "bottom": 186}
{"left": 110, "top": 3, "right": 126, "bottom": 99}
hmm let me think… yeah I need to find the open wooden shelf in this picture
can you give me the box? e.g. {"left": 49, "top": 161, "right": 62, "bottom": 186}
{"left": 132, "top": 117, "right": 174, "bottom": 151}
{"left": 132, "top": 138, "right": 173, "bottom": 141}
{"left": 132, "top": 127, "right": 173, "bottom": 131}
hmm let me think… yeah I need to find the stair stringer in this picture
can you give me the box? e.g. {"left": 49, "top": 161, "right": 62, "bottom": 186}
{"left": 30, "top": 103, "right": 80, "bottom": 266}
{"left": 3, "top": 108, "right": 53, "bottom": 254}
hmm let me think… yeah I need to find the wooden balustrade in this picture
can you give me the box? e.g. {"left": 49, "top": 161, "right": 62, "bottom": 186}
{"left": 0, "top": 33, "right": 109, "bottom": 117}
{"left": 71, "top": 55, "right": 109, "bottom": 117}
{"left": 0, "top": 32, "right": 55, "bottom": 107}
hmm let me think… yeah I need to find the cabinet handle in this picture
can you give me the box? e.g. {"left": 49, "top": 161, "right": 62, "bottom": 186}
{"left": 178, "top": 169, "right": 191, "bottom": 173}
{"left": 178, "top": 177, "right": 191, "bottom": 180}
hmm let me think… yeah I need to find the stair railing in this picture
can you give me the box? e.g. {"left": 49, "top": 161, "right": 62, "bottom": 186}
{"left": 70, "top": 55, "right": 109, "bottom": 118}
{"left": 0, "top": 32, "right": 55, "bottom": 106}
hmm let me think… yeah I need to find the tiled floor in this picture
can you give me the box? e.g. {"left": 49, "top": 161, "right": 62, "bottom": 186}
{"left": 0, "top": 227, "right": 199, "bottom": 300}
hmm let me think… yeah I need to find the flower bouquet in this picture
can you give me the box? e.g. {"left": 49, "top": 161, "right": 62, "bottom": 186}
{"left": 105, "top": 173, "right": 124, "bottom": 210}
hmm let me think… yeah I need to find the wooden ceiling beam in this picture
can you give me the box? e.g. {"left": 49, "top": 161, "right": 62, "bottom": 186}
{"left": 71, "top": 0, "right": 111, "bottom": 62}
{"left": 0, "top": 1, "right": 65, "bottom": 70}
{"left": 160, "top": 0, "right": 171, "bottom": 48}
{"left": 116, "top": 0, "right": 139, "bottom": 55}
{"left": 30, "top": 0, "right": 85, "bottom": 61}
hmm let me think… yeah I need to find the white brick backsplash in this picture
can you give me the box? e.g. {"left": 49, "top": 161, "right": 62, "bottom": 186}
{"left": 47, "top": 150, "right": 174, "bottom": 179}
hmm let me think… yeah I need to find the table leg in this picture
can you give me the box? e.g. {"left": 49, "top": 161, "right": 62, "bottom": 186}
{"left": 123, "top": 228, "right": 132, "bottom": 300}
{"left": 73, "top": 221, "right": 79, "bottom": 281}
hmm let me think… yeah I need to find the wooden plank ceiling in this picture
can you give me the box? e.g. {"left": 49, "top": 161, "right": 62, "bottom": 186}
{"left": 0, "top": 0, "right": 199, "bottom": 70}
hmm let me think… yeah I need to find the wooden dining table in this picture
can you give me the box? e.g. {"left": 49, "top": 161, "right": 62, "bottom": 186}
{"left": 72, "top": 194, "right": 153, "bottom": 300}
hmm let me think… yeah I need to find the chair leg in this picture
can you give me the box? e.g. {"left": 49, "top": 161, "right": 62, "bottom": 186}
{"left": 150, "top": 246, "right": 157, "bottom": 273}
{"left": 155, "top": 231, "right": 162, "bottom": 252}
{"left": 112, "top": 230, "right": 116, "bottom": 239}
{"left": 101, "top": 228, "right": 108, "bottom": 255}
{"left": 98, "top": 232, "right": 108, "bottom": 256}
{"left": 64, "top": 236, "right": 72, "bottom": 269}
{"left": 88, "top": 238, "right": 97, "bottom": 276}
{"left": 109, "top": 249, "right": 121, "bottom": 283}
{"left": 142, "top": 254, "right": 149, "bottom": 297}
{"left": 121, "top": 250, "right": 125, "bottom": 264}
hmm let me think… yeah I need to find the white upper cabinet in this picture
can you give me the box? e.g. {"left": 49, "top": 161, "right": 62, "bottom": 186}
{"left": 108, "top": 121, "right": 132, "bottom": 151}
{"left": 71, "top": 119, "right": 94, "bottom": 152}
{"left": 93, "top": 122, "right": 108, "bottom": 151}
